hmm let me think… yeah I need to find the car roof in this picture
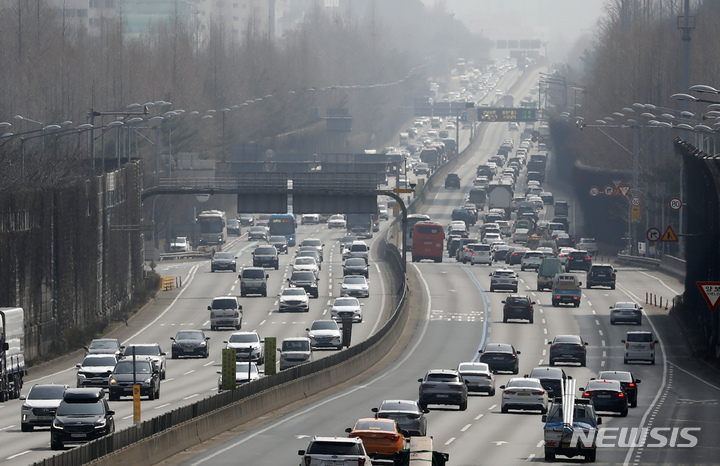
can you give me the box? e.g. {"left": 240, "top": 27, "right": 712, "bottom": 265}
{"left": 483, "top": 343, "right": 515, "bottom": 352}
{"left": 63, "top": 388, "right": 105, "bottom": 402}
{"left": 530, "top": 367, "right": 565, "bottom": 378}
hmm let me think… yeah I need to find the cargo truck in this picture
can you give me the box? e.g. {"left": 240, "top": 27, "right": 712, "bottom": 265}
{"left": 0, "top": 308, "right": 26, "bottom": 401}
{"left": 487, "top": 182, "right": 513, "bottom": 218}
{"left": 551, "top": 274, "right": 582, "bottom": 307}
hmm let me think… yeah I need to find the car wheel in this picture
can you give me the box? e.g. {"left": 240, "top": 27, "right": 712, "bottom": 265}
{"left": 537, "top": 285, "right": 542, "bottom": 291}
{"left": 586, "top": 451, "right": 596, "bottom": 462}
{"left": 521, "top": 266, "right": 525, "bottom": 271}
{"left": 459, "top": 400, "right": 467, "bottom": 411}
{"left": 51, "top": 437, "right": 63, "bottom": 450}
{"left": 501, "top": 405, "right": 508, "bottom": 413}
{"left": 240, "top": 291, "right": 246, "bottom": 297}
{"left": 262, "top": 290, "right": 267, "bottom": 297}
{"left": 574, "top": 302, "right": 580, "bottom": 308}
{"left": 580, "top": 359, "right": 586, "bottom": 367}
{"left": 650, "top": 357, "right": 655, "bottom": 365}
{"left": 620, "top": 408, "right": 628, "bottom": 417}
{"left": 211, "top": 325, "right": 217, "bottom": 331}
{"left": 274, "top": 263, "right": 279, "bottom": 270}
{"left": 624, "top": 358, "right": 629, "bottom": 364}
{"left": 611, "top": 284, "right": 616, "bottom": 290}
{"left": 235, "top": 324, "right": 241, "bottom": 331}
{"left": 149, "top": 385, "right": 156, "bottom": 400}
{"left": 336, "top": 345, "right": 343, "bottom": 350}
{"left": 161, "top": 369, "right": 166, "bottom": 380}
{"left": 513, "top": 365, "right": 519, "bottom": 374}
{"left": 21, "top": 423, "right": 32, "bottom": 432}
{"left": 552, "top": 300, "right": 558, "bottom": 307}
{"left": 489, "top": 388, "right": 495, "bottom": 396}
{"left": 259, "top": 357, "right": 265, "bottom": 365}
{"left": 172, "top": 352, "right": 178, "bottom": 359}
{"left": 637, "top": 318, "right": 642, "bottom": 325}
{"left": 586, "top": 284, "right": 591, "bottom": 289}
{"left": 204, "top": 349, "right": 209, "bottom": 358}
{"left": 610, "top": 319, "right": 615, "bottom": 325}
{"left": 418, "top": 402, "right": 427, "bottom": 411}
{"left": 549, "top": 359, "right": 555, "bottom": 366}
{"left": 529, "top": 316, "right": 534, "bottom": 324}
{"left": 630, "top": 399, "right": 637, "bottom": 408}
{"left": 540, "top": 406, "right": 548, "bottom": 414}
{"left": 513, "top": 287, "right": 518, "bottom": 293}
{"left": 211, "top": 268, "right": 215, "bottom": 273}
{"left": 109, "top": 392, "right": 119, "bottom": 402}
{"left": 490, "top": 287, "right": 495, "bottom": 292}
{"left": 503, "top": 316, "right": 507, "bottom": 323}
{"left": 544, "top": 451, "right": 555, "bottom": 461}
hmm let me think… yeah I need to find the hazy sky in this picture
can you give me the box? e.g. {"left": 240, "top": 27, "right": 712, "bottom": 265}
{"left": 424, "top": 0, "right": 607, "bottom": 63}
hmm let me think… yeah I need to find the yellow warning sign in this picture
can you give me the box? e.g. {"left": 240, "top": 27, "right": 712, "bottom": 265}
{"left": 631, "top": 206, "right": 640, "bottom": 221}
{"left": 661, "top": 225, "right": 678, "bottom": 242}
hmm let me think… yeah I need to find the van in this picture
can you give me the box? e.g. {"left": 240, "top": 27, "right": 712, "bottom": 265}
{"left": 239, "top": 267, "right": 269, "bottom": 297}
{"left": 469, "top": 243, "right": 492, "bottom": 266}
{"left": 208, "top": 296, "right": 243, "bottom": 331}
{"left": 399, "top": 133, "right": 409, "bottom": 146}
{"left": 537, "top": 258, "right": 564, "bottom": 291}
{"left": 622, "top": 331, "right": 658, "bottom": 364}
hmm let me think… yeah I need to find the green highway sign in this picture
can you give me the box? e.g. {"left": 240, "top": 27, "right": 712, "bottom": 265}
{"left": 477, "top": 107, "right": 538, "bottom": 122}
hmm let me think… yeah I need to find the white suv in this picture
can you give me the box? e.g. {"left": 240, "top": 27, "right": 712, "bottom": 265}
{"left": 520, "top": 251, "right": 545, "bottom": 271}
{"left": 469, "top": 243, "right": 493, "bottom": 265}
{"left": 298, "top": 436, "right": 372, "bottom": 465}
{"left": 622, "top": 331, "right": 658, "bottom": 365}
{"left": 224, "top": 331, "right": 265, "bottom": 365}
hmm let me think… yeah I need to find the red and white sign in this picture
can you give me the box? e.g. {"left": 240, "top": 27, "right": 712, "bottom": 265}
{"left": 589, "top": 186, "right": 599, "bottom": 197}
{"left": 631, "top": 196, "right": 641, "bottom": 206}
{"left": 669, "top": 197, "right": 683, "bottom": 211}
{"left": 604, "top": 186, "right": 614, "bottom": 196}
{"left": 697, "top": 282, "right": 720, "bottom": 312}
{"left": 646, "top": 228, "right": 660, "bottom": 242}
{"left": 618, "top": 185, "right": 631, "bottom": 197}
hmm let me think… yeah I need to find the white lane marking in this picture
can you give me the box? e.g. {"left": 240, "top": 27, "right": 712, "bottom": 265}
{"left": 259, "top": 320, "right": 266, "bottom": 326}
{"left": 203, "top": 320, "right": 210, "bottom": 326}
{"left": 667, "top": 361, "right": 720, "bottom": 391}
{"left": 489, "top": 404, "right": 497, "bottom": 410}
{"left": 603, "top": 351, "right": 607, "bottom": 358}
{"left": 183, "top": 370, "right": 195, "bottom": 376}
{"left": 7, "top": 451, "right": 31, "bottom": 460}
{"left": 165, "top": 378, "right": 175, "bottom": 382}
{"left": 595, "top": 319, "right": 600, "bottom": 325}
{"left": 461, "top": 424, "right": 472, "bottom": 432}
{"left": 543, "top": 328, "right": 547, "bottom": 334}
{"left": 600, "top": 360, "right": 605, "bottom": 367}
{"left": 183, "top": 394, "right": 199, "bottom": 400}
{"left": 526, "top": 454, "right": 535, "bottom": 461}
{"left": 0, "top": 425, "right": 15, "bottom": 431}
{"left": 542, "top": 349, "right": 546, "bottom": 356}
{"left": 541, "top": 318, "right": 546, "bottom": 324}
{"left": 153, "top": 403, "right": 171, "bottom": 410}
{"left": 474, "top": 413, "right": 484, "bottom": 420}
{"left": 537, "top": 440, "right": 544, "bottom": 448}
{"left": 538, "top": 359, "right": 544, "bottom": 365}
{"left": 122, "top": 415, "right": 133, "bottom": 420}
{"left": 203, "top": 360, "right": 215, "bottom": 367}
{"left": 445, "top": 437, "right": 456, "bottom": 445}
{"left": 601, "top": 340, "right": 606, "bottom": 347}
{"left": 598, "top": 330, "right": 603, "bottom": 336}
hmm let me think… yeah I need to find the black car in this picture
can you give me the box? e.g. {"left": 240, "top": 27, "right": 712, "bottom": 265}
{"left": 343, "top": 258, "right": 369, "bottom": 277}
{"left": 211, "top": 252, "right": 237, "bottom": 272}
{"left": 50, "top": 388, "right": 115, "bottom": 450}
{"left": 549, "top": 335, "right": 588, "bottom": 366}
{"left": 170, "top": 329, "right": 210, "bottom": 359}
{"left": 597, "top": 370, "right": 641, "bottom": 408}
{"left": 268, "top": 235, "right": 289, "bottom": 254}
{"left": 226, "top": 219, "right": 241, "bottom": 236}
{"left": 528, "top": 366, "right": 570, "bottom": 399}
{"left": 84, "top": 338, "right": 124, "bottom": 360}
{"left": 445, "top": 173, "right": 461, "bottom": 189}
{"left": 238, "top": 213, "right": 255, "bottom": 226}
{"left": 566, "top": 250, "right": 592, "bottom": 272}
{"left": 247, "top": 226, "right": 268, "bottom": 241}
{"left": 587, "top": 264, "right": 616, "bottom": 289}
{"left": 580, "top": 379, "right": 628, "bottom": 417}
{"left": 108, "top": 358, "right": 161, "bottom": 401}
{"left": 447, "top": 236, "right": 463, "bottom": 257}
{"left": 502, "top": 295, "right": 535, "bottom": 323}
{"left": 478, "top": 343, "right": 521, "bottom": 374}
{"left": 288, "top": 271, "right": 319, "bottom": 298}
{"left": 252, "top": 245, "right": 279, "bottom": 270}
{"left": 506, "top": 247, "right": 528, "bottom": 265}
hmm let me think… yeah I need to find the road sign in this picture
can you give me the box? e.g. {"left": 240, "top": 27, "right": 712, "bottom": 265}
{"left": 631, "top": 206, "right": 641, "bottom": 220}
{"left": 661, "top": 225, "right": 678, "bottom": 242}
{"left": 196, "top": 194, "right": 210, "bottom": 202}
{"left": 669, "top": 197, "right": 683, "bottom": 211}
{"left": 612, "top": 180, "right": 621, "bottom": 188}
{"left": 618, "top": 185, "right": 631, "bottom": 197}
{"left": 631, "top": 196, "right": 641, "bottom": 206}
{"left": 133, "top": 385, "right": 141, "bottom": 423}
{"left": 646, "top": 227, "right": 661, "bottom": 242}
{"left": 697, "top": 282, "right": 720, "bottom": 312}
{"left": 604, "top": 186, "right": 614, "bottom": 196}
{"left": 393, "top": 188, "right": 413, "bottom": 193}
{"left": 589, "top": 186, "right": 599, "bottom": 197}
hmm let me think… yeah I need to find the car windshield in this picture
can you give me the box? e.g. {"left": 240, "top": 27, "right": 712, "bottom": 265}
{"left": 311, "top": 321, "right": 338, "bottom": 331}
{"left": 282, "top": 340, "right": 310, "bottom": 351}
{"left": 345, "top": 259, "right": 365, "bottom": 267}
{"left": 114, "top": 360, "right": 152, "bottom": 374}
{"left": 229, "top": 334, "right": 259, "bottom": 343}
{"left": 307, "top": 441, "right": 364, "bottom": 455}
{"left": 235, "top": 363, "right": 258, "bottom": 375}
{"left": 56, "top": 400, "right": 105, "bottom": 416}
{"left": 212, "top": 298, "right": 238, "bottom": 309}
{"left": 554, "top": 336, "right": 581, "bottom": 344}
{"left": 294, "top": 258, "right": 316, "bottom": 265}
{"left": 126, "top": 346, "right": 160, "bottom": 356}
{"left": 28, "top": 385, "right": 66, "bottom": 400}
{"left": 485, "top": 344, "right": 513, "bottom": 353}
{"left": 507, "top": 378, "right": 542, "bottom": 388}
{"left": 303, "top": 239, "right": 322, "bottom": 247}
{"left": 379, "top": 401, "right": 419, "bottom": 412}
{"left": 334, "top": 298, "right": 359, "bottom": 307}
{"left": 353, "top": 419, "right": 395, "bottom": 431}
{"left": 214, "top": 253, "right": 233, "bottom": 260}
{"left": 598, "top": 372, "right": 632, "bottom": 382}
{"left": 282, "top": 289, "right": 306, "bottom": 296}
{"left": 426, "top": 373, "right": 459, "bottom": 383}
{"left": 341, "top": 236, "right": 357, "bottom": 244}
{"left": 176, "top": 331, "right": 203, "bottom": 340}
{"left": 82, "top": 356, "right": 117, "bottom": 367}
{"left": 587, "top": 380, "right": 621, "bottom": 391}
{"left": 344, "top": 277, "right": 366, "bottom": 285}
{"left": 457, "top": 363, "right": 489, "bottom": 373}
{"left": 242, "top": 269, "right": 264, "bottom": 278}
{"left": 627, "top": 333, "right": 654, "bottom": 342}
{"left": 494, "top": 271, "right": 515, "bottom": 278}
{"left": 507, "top": 297, "right": 529, "bottom": 305}
{"left": 255, "top": 247, "right": 275, "bottom": 254}
{"left": 330, "top": 216, "right": 344, "bottom": 221}
{"left": 292, "top": 272, "right": 315, "bottom": 280}
{"left": 89, "top": 340, "right": 119, "bottom": 350}
{"left": 250, "top": 227, "right": 265, "bottom": 233}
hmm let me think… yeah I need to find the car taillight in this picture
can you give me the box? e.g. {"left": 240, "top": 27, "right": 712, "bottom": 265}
{"left": 473, "top": 252, "right": 476, "bottom": 256}
{"left": 304, "top": 457, "right": 312, "bottom": 466}
{"left": 625, "top": 343, "right": 630, "bottom": 349}
{"left": 504, "top": 390, "right": 516, "bottom": 395}
{"left": 628, "top": 383, "right": 635, "bottom": 388}
{"left": 358, "top": 459, "right": 366, "bottom": 466}
{"left": 582, "top": 392, "right": 591, "bottom": 397}
{"left": 408, "top": 414, "right": 420, "bottom": 419}
{"left": 650, "top": 343, "right": 655, "bottom": 348}
{"left": 551, "top": 344, "right": 561, "bottom": 350}
{"left": 585, "top": 257, "right": 590, "bottom": 261}
{"left": 618, "top": 392, "right": 625, "bottom": 397}
{"left": 532, "top": 390, "right": 545, "bottom": 395}
{"left": 389, "top": 434, "right": 400, "bottom": 441}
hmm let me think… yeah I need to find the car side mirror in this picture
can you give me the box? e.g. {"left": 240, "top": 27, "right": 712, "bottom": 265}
{"left": 305, "top": 328, "right": 310, "bottom": 332}
{"left": 345, "top": 428, "right": 352, "bottom": 433}
{"left": 208, "top": 306, "right": 212, "bottom": 311}
{"left": 76, "top": 363, "right": 81, "bottom": 368}
{"left": 584, "top": 342, "right": 589, "bottom": 346}
{"left": 590, "top": 377, "right": 596, "bottom": 381}
{"left": 516, "top": 350, "right": 521, "bottom": 354}
{"left": 654, "top": 340, "right": 659, "bottom": 344}
{"left": 418, "top": 378, "right": 423, "bottom": 383}
{"left": 206, "top": 337, "right": 210, "bottom": 340}
{"left": 161, "top": 352, "right": 166, "bottom": 356}
{"left": 107, "top": 410, "right": 115, "bottom": 416}
{"left": 170, "top": 337, "right": 175, "bottom": 341}
{"left": 578, "top": 282, "right": 583, "bottom": 286}
{"left": 621, "top": 339, "right": 626, "bottom": 343}
{"left": 579, "top": 387, "right": 585, "bottom": 391}
{"left": 568, "top": 375, "right": 573, "bottom": 379}
{"left": 238, "top": 274, "right": 242, "bottom": 279}
{"left": 216, "top": 370, "right": 222, "bottom": 374}
{"left": 501, "top": 300, "right": 506, "bottom": 304}
{"left": 83, "top": 346, "right": 89, "bottom": 351}
{"left": 223, "top": 341, "right": 229, "bottom": 344}
{"left": 298, "top": 450, "right": 306, "bottom": 456}
{"left": 597, "top": 417, "right": 602, "bottom": 425}
{"left": 499, "top": 385, "right": 506, "bottom": 389}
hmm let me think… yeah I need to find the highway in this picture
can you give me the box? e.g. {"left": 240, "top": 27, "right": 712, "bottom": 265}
{"left": 2, "top": 65, "right": 719, "bottom": 466}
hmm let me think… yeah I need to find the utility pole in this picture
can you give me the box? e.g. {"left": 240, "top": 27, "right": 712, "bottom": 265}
{"left": 677, "top": 0, "right": 695, "bottom": 258}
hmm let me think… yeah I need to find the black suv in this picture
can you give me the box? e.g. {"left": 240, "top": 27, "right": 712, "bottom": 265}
{"left": 108, "top": 358, "right": 161, "bottom": 401}
{"left": 549, "top": 335, "right": 588, "bottom": 366}
{"left": 445, "top": 173, "right": 461, "bottom": 189}
{"left": 529, "top": 366, "right": 570, "bottom": 399}
{"left": 596, "top": 370, "right": 641, "bottom": 408}
{"left": 51, "top": 388, "right": 115, "bottom": 450}
{"left": 565, "top": 250, "right": 592, "bottom": 272}
{"left": 343, "top": 258, "right": 369, "bottom": 277}
{"left": 288, "top": 271, "right": 319, "bottom": 298}
{"left": 586, "top": 264, "right": 616, "bottom": 289}
{"left": 502, "top": 295, "right": 535, "bottom": 323}
{"left": 252, "top": 245, "right": 279, "bottom": 270}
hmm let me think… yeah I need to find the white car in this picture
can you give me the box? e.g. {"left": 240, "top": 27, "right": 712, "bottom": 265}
{"left": 278, "top": 288, "right": 310, "bottom": 313}
{"left": 301, "top": 214, "right": 320, "bottom": 225}
{"left": 536, "top": 247, "right": 555, "bottom": 257}
{"left": 327, "top": 214, "right": 347, "bottom": 229}
{"left": 622, "top": 331, "right": 658, "bottom": 364}
{"left": 520, "top": 251, "right": 545, "bottom": 271}
{"left": 20, "top": 384, "right": 68, "bottom": 431}
{"left": 278, "top": 337, "right": 313, "bottom": 370}
{"left": 469, "top": 243, "right": 493, "bottom": 266}
{"left": 306, "top": 320, "right": 343, "bottom": 350}
{"left": 170, "top": 237, "right": 189, "bottom": 252}
{"left": 557, "top": 247, "right": 574, "bottom": 264}
{"left": 513, "top": 228, "right": 530, "bottom": 244}
{"left": 292, "top": 256, "right": 320, "bottom": 275}
{"left": 217, "top": 362, "right": 263, "bottom": 390}
{"left": 330, "top": 297, "right": 364, "bottom": 323}
{"left": 76, "top": 354, "right": 117, "bottom": 388}
{"left": 482, "top": 232, "right": 503, "bottom": 245}
{"left": 577, "top": 237, "right": 599, "bottom": 255}
{"left": 378, "top": 205, "right": 389, "bottom": 220}
{"left": 298, "top": 437, "right": 372, "bottom": 465}
{"left": 224, "top": 331, "right": 265, "bottom": 364}
{"left": 457, "top": 362, "right": 495, "bottom": 395}
{"left": 340, "top": 275, "right": 370, "bottom": 298}
{"left": 500, "top": 377, "right": 548, "bottom": 413}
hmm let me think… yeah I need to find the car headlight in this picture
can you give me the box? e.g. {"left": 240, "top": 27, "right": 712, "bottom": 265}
{"left": 52, "top": 419, "right": 65, "bottom": 430}
{"left": 94, "top": 418, "right": 107, "bottom": 429}
{"left": 199, "top": 341, "right": 207, "bottom": 347}
{"left": 22, "top": 404, "right": 31, "bottom": 411}
{"left": 77, "top": 372, "right": 87, "bottom": 379}
{"left": 110, "top": 378, "right": 117, "bottom": 384}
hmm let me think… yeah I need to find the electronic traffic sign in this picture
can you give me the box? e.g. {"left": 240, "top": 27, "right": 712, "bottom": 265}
{"left": 477, "top": 107, "right": 538, "bottom": 122}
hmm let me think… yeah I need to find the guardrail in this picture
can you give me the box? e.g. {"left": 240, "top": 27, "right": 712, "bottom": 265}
{"left": 616, "top": 254, "right": 686, "bottom": 281}
{"left": 35, "top": 239, "right": 408, "bottom": 466}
